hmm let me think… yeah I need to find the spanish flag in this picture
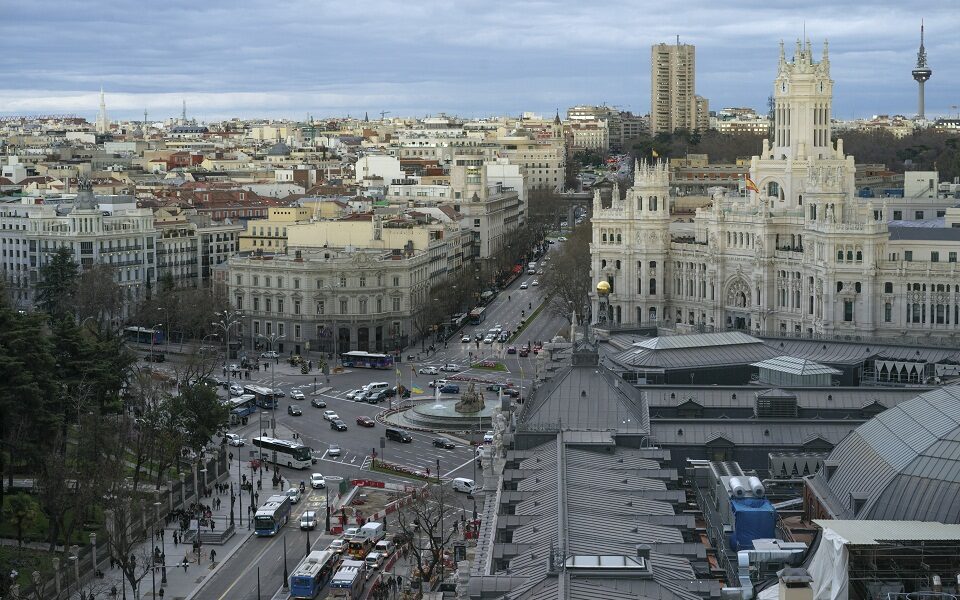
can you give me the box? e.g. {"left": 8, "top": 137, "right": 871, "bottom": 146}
{"left": 745, "top": 176, "right": 760, "bottom": 194}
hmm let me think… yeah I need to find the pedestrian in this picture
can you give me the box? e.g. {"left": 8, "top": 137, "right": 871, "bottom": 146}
{"left": 182, "top": 558, "right": 189, "bottom": 573}
{"left": 110, "top": 585, "right": 117, "bottom": 597}
{"left": 254, "top": 491, "right": 259, "bottom": 504}
{"left": 173, "top": 530, "right": 178, "bottom": 546}
{"left": 211, "top": 518, "right": 216, "bottom": 531}
{"left": 210, "top": 549, "right": 217, "bottom": 562}
{"left": 159, "top": 588, "right": 165, "bottom": 599}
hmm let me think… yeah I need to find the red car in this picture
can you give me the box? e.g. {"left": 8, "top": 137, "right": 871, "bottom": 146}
{"left": 356, "top": 416, "right": 375, "bottom": 427}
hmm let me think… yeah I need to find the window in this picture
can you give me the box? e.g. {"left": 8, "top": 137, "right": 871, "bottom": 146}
{"left": 278, "top": 323, "right": 284, "bottom": 337}
{"left": 359, "top": 276, "right": 366, "bottom": 288}
{"left": 649, "top": 278, "right": 657, "bottom": 295}
{"left": 294, "top": 300, "right": 301, "bottom": 315}
{"left": 854, "top": 282, "right": 861, "bottom": 293}
{"left": 950, "top": 252, "right": 958, "bottom": 263}
{"left": 294, "top": 324, "right": 301, "bottom": 339}
{"left": 277, "top": 299, "right": 284, "bottom": 313}
{"left": 843, "top": 300, "right": 853, "bottom": 322}
{"left": 235, "top": 274, "right": 242, "bottom": 285}
{"left": 836, "top": 282, "right": 843, "bottom": 292}
{"left": 316, "top": 278, "right": 324, "bottom": 289}
{"left": 884, "top": 282, "right": 893, "bottom": 294}
{"left": 893, "top": 210, "right": 902, "bottom": 220}
{"left": 276, "top": 277, "right": 283, "bottom": 288}
{"left": 316, "top": 300, "right": 325, "bottom": 315}
{"left": 393, "top": 276, "right": 400, "bottom": 286}
{"left": 265, "top": 276, "right": 271, "bottom": 287}
{"left": 293, "top": 278, "right": 300, "bottom": 289}
{"left": 235, "top": 296, "right": 243, "bottom": 310}
{"left": 392, "top": 297, "right": 400, "bottom": 311}
{"left": 340, "top": 299, "right": 348, "bottom": 314}
{"left": 359, "top": 299, "right": 367, "bottom": 314}
{"left": 932, "top": 251, "right": 940, "bottom": 263}
{"left": 265, "top": 298, "right": 272, "bottom": 313}
{"left": 915, "top": 211, "right": 924, "bottom": 220}
{"left": 905, "top": 251, "right": 913, "bottom": 262}
{"left": 253, "top": 297, "right": 260, "bottom": 311}
{"left": 253, "top": 321, "right": 260, "bottom": 335}
{"left": 253, "top": 275, "right": 259, "bottom": 286}
{"left": 884, "top": 303, "right": 892, "bottom": 322}
{"left": 339, "top": 276, "right": 346, "bottom": 287}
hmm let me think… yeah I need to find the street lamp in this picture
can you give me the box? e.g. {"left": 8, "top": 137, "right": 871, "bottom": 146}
{"left": 212, "top": 309, "right": 243, "bottom": 394}
{"left": 258, "top": 332, "right": 285, "bottom": 480}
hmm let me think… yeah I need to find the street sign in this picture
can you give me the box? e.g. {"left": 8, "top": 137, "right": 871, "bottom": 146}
{"left": 379, "top": 437, "right": 386, "bottom": 449}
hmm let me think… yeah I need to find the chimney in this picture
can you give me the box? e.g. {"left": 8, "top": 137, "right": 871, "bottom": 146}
{"left": 777, "top": 568, "right": 813, "bottom": 600}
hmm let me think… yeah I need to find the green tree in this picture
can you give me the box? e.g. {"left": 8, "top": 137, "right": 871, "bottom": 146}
{"left": 35, "top": 247, "right": 79, "bottom": 319}
{"left": 3, "top": 493, "right": 40, "bottom": 548}
{"left": 170, "top": 383, "right": 229, "bottom": 457}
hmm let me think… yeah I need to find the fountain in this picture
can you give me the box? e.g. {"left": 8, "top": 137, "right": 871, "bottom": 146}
{"left": 389, "top": 382, "right": 498, "bottom": 431}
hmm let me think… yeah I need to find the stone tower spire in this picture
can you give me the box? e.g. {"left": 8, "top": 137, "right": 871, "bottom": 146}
{"left": 95, "top": 87, "right": 109, "bottom": 134}
{"left": 912, "top": 21, "right": 932, "bottom": 120}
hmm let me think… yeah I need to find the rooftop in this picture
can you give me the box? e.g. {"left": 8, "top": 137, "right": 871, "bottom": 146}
{"left": 751, "top": 356, "right": 841, "bottom": 376}
{"left": 814, "top": 519, "right": 960, "bottom": 545}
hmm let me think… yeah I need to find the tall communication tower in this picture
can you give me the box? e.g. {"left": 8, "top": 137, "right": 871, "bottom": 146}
{"left": 912, "top": 21, "right": 932, "bottom": 120}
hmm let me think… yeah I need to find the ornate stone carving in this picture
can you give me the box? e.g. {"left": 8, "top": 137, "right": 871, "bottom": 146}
{"left": 454, "top": 382, "right": 485, "bottom": 414}
{"left": 726, "top": 278, "right": 750, "bottom": 308}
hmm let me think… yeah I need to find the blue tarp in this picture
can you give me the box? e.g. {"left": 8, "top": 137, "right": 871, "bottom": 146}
{"left": 729, "top": 497, "right": 776, "bottom": 550}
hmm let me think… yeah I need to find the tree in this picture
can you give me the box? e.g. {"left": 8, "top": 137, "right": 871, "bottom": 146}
{"left": 169, "top": 383, "right": 229, "bottom": 458}
{"left": 75, "top": 263, "right": 125, "bottom": 331}
{"left": 394, "top": 484, "right": 461, "bottom": 588}
{"left": 540, "top": 223, "right": 592, "bottom": 325}
{"left": 35, "top": 247, "right": 79, "bottom": 319}
{"left": 3, "top": 493, "right": 40, "bottom": 548}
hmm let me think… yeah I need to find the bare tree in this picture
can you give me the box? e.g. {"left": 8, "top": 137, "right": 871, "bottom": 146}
{"left": 394, "top": 484, "right": 460, "bottom": 590}
{"left": 75, "top": 263, "right": 125, "bottom": 330}
{"left": 541, "top": 223, "right": 592, "bottom": 324}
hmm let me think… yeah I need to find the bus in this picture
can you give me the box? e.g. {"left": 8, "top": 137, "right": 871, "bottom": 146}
{"left": 254, "top": 494, "right": 292, "bottom": 537}
{"left": 290, "top": 550, "right": 339, "bottom": 599}
{"left": 329, "top": 560, "right": 367, "bottom": 600}
{"left": 347, "top": 537, "right": 374, "bottom": 560}
{"left": 123, "top": 326, "right": 162, "bottom": 344}
{"left": 226, "top": 395, "right": 257, "bottom": 425}
{"left": 244, "top": 384, "right": 281, "bottom": 408}
{"left": 253, "top": 437, "right": 314, "bottom": 469}
{"left": 340, "top": 351, "right": 394, "bottom": 369}
{"left": 468, "top": 307, "right": 486, "bottom": 325}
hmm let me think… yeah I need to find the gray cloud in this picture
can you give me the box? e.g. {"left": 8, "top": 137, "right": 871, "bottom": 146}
{"left": 0, "top": 0, "right": 956, "bottom": 120}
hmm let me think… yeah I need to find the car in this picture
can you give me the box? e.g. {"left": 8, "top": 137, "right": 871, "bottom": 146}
{"left": 287, "top": 405, "right": 302, "bottom": 416}
{"left": 537, "top": 269, "right": 544, "bottom": 275}
{"left": 144, "top": 352, "right": 166, "bottom": 362}
{"left": 300, "top": 510, "right": 318, "bottom": 530}
{"left": 474, "top": 333, "right": 483, "bottom": 341}
{"left": 356, "top": 415, "right": 375, "bottom": 427}
{"left": 229, "top": 383, "right": 244, "bottom": 396}
{"left": 365, "top": 390, "right": 388, "bottom": 404}
{"left": 519, "top": 282, "right": 529, "bottom": 289}
{"left": 439, "top": 363, "right": 459, "bottom": 372}
{"left": 558, "top": 236, "right": 568, "bottom": 241}
{"left": 486, "top": 383, "right": 508, "bottom": 392}
{"left": 519, "top": 346, "right": 530, "bottom": 357}
{"left": 228, "top": 363, "right": 240, "bottom": 372}
{"left": 432, "top": 437, "right": 456, "bottom": 449}
{"left": 418, "top": 366, "right": 439, "bottom": 375}
{"left": 323, "top": 410, "right": 339, "bottom": 421}
{"left": 532, "top": 280, "right": 539, "bottom": 286}
{"left": 290, "top": 390, "right": 305, "bottom": 401}
{"left": 224, "top": 433, "right": 246, "bottom": 447}
{"left": 345, "top": 389, "right": 364, "bottom": 400}
{"left": 311, "top": 398, "right": 327, "bottom": 408}
{"left": 331, "top": 419, "right": 348, "bottom": 431}
{"left": 428, "top": 379, "right": 448, "bottom": 388}
{"left": 503, "top": 388, "right": 521, "bottom": 398}
{"left": 285, "top": 487, "right": 302, "bottom": 504}
{"left": 261, "top": 350, "right": 279, "bottom": 359}
{"left": 383, "top": 387, "right": 397, "bottom": 398}
{"left": 439, "top": 384, "right": 460, "bottom": 394}
{"left": 483, "top": 335, "right": 495, "bottom": 344}
{"left": 498, "top": 333, "right": 509, "bottom": 343}
{"left": 327, "top": 444, "right": 342, "bottom": 457}
{"left": 274, "top": 390, "right": 286, "bottom": 398}
{"left": 461, "top": 335, "right": 471, "bottom": 343}
{"left": 328, "top": 539, "right": 347, "bottom": 554}
{"left": 483, "top": 431, "right": 494, "bottom": 443}
{"left": 310, "top": 473, "right": 326, "bottom": 489}
{"left": 506, "top": 346, "right": 517, "bottom": 354}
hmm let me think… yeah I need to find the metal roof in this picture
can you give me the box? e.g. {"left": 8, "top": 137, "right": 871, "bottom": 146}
{"left": 613, "top": 339, "right": 780, "bottom": 370}
{"left": 814, "top": 519, "right": 960, "bottom": 544}
{"left": 889, "top": 225, "right": 960, "bottom": 241}
{"left": 751, "top": 355, "right": 841, "bottom": 376}
{"left": 807, "top": 386, "right": 960, "bottom": 523}
{"left": 763, "top": 338, "right": 960, "bottom": 366}
{"left": 633, "top": 331, "right": 762, "bottom": 350}
{"left": 645, "top": 385, "right": 923, "bottom": 411}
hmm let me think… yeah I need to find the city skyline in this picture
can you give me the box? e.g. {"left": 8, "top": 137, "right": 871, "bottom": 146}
{"left": 1, "top": 0, "right": 958, "bottom": 122}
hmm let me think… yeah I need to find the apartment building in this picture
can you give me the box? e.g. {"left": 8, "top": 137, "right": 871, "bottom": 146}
{"left": 650, "top": 41, "right": 704, "bottom": 134}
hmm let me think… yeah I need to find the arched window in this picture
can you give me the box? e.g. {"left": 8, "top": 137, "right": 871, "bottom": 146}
{"left": 601, "top": 259, "right": 607, "bottom": 268}
{"left": 846, "top": 250, "right": 853, "bottom": 261}
{"left": 649, "top": 279, "right": 657, "bottom": 295}
{"left": 837, "top": 250, "right": 844, "bottom": 261}
{"left": 602, "top": 231, "right": 607, "bottom": 242}
{"left": 649, "top": 261, "right": 657, "bottom": 269}
{"left": 855, "top": 250, "right": 862, "bottom": 262}
{"left": 649, "top": 196, "right": 658, "bottom": 211}
{"left": 837, "top": 281, "right": 844, "bottom": 292}
{"left": 855, "top": 282, "right": 862, "bottom": 293}
{"left": 616, "top": 233, "right": 622, "bottom": 243}
{"left": 767, "top": 181, "right": 780, "bottom": 197}
{"left": 615, "top": 260, "right": 621, "bottom": 270}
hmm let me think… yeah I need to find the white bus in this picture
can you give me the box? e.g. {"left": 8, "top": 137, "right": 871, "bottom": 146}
{"left": 253, "top": 436, "right": 314, "bottom": 469}
{"left": 329, "top": 559, "right": 367, "bottom": 599}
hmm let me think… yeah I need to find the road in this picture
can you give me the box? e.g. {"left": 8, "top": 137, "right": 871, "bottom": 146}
{"left": 153, "top": 243, "right": 570, "bottom": 598}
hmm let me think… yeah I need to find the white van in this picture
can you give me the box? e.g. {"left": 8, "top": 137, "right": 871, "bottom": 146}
{"left": 364, "top": 552, "right": 384, "bottom": 570}
{"left": 374, "top": 539, "right": 395, "bottom": 557}
{"left": 362, "top": 382, "right": 389, "bottom": 394}
{"left": 452, "top": 477, "right": 476, "bottom": 494}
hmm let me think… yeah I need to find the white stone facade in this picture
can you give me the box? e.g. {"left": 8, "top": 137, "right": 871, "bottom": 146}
{"left": 592, "top": 41, "right": 960, "bottom": 343}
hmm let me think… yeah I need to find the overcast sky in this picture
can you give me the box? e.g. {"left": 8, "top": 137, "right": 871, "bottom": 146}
{"left": 1, "top": 1, "right": 957, "bottom": 122}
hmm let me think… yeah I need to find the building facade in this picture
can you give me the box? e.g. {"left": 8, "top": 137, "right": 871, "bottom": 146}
{"left": 650, "top": 42, "right": 701, "bottom": 134}
{"left": 592, "top": 40, "right": 960, "bottom": 343}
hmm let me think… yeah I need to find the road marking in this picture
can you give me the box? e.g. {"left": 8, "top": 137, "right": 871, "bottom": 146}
{"left": 214, "top": 530, "right": 289, "bottom": 600}
{"left": 442, "top": 457, "right": 476, "bottom": 478}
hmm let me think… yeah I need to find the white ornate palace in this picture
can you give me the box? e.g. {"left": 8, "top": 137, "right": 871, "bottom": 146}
{"left": 591, "top": 40, "right": 960, "bottom": 342}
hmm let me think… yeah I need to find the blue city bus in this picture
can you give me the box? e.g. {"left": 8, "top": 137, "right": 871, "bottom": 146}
{"left": 468, "top": 307, "right": 486, "bottom": 325}
{"left": 123, "top": 326, "right": 163, "bottom": 344}
{"left": 290, "top": 550, "right": 339, "bottom": 599}
{"left": 226, "top": 395, "right": 257, "bottom": 425}
{"left": 329, "top": 560, "right": 366, "bottom": 599}
{"left": 254, "top": 494, "right": 292, "bottom": 537}
{"left": 340, "top": 351, "right": 394, "bottom": 369}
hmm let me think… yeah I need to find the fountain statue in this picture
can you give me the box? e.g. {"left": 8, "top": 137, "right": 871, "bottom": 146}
{"left": 454, "top": 382, "right": 485, "bottom": 414}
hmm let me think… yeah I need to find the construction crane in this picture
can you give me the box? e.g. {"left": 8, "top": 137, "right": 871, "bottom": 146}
{"left": 379, "top": 111, "right": 391, "bottom": 120}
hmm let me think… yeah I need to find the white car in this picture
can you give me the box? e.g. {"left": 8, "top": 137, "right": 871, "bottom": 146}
{"left": 418, "top": 366, "right": 439, "bottom": 375}
{"left": 329, "top": 538, "right": 347, "bottom": 554}
{"left": 285, "top": 487, "right": 302, "bottom": 504}
{"left": 311, "top": 473, "right": 326, "bottom": 489}
{"left": 439, "top": 363, "right": 459, "bottom": 372}
{"left": 345, "top": 389, "right": 363, "bottom": 400}
{"left": 261, "top": 351, "right": 279, "bottom": 359}
{"left": 328, "top": 444, "right": 342, "bottom": 457}
{"left": 229, "top": 383, "right": 244, "bottom": 396}
{"left": 323, "top": 410, "right": 339, "bottom": 421}
{"left": 519, "top": 282, "right": 528, "bottom": 289}
{"left": 461, "top": 335, "right": 471, "bottom": 343}
{"left": 532, "top": 280, "right": 539, "bottom": 286}
{"left": 483, "top": 335, "right": 495, "bottom": 344}
{"left": 225, "top": 433, "right": 246, "bottom": 447}
{"left": 290, "top": 390, "right": 305, "bottom": 401}
{"left": 428, "top": 379, "right": 448, "bottom": 388}
{"left": 558, "top": 236, "right": 568, "bottom": 241}
{"left": 483, "top": 431, "right": 494, "bottom": 444}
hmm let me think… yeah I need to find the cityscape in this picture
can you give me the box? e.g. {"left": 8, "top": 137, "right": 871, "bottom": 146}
{"left": 2, "top": 3, "right": 960, "bottom": 600}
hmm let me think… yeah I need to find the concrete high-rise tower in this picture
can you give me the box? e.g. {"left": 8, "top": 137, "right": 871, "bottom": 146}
{"left": 650, "top": 39, "right": 700, "bottom": 134}
{"left": 912, "top": 22, "right": 932, "bottom": 120}
{"left": 95, "top": 87, "right": 109, "bottom": 134}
